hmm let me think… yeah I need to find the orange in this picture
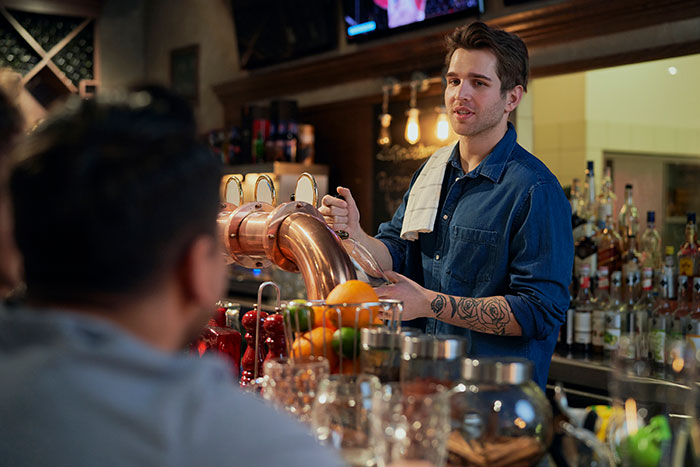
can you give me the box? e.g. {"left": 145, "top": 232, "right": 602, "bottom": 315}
{"left": 303, "top": 327, "right": 338, "bottom": 369}
{"left": 311, "top": 305, "right": 338, "bottom": 333}
{"left": 290, "top": 336, "right": 311, "bottom": 358}
{"left": 325, "top": 280, "right": 381, "bottom": 328}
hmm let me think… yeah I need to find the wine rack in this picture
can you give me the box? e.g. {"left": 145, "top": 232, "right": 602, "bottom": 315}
{"left": 0, "top": 6, "right": 98, "bottom": 108}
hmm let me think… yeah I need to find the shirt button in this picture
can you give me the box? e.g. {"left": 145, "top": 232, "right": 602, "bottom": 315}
{"left": 435, "top": 254, "right": 440, "bottom": 260}
{"left": 455, "top": 177, "right": 459, "bottom": 182}
{"left": 442, "top": 214, "right": 448, "bottom": 220}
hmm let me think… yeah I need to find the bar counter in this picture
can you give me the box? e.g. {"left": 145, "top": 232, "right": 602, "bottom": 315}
{"left": 547, "top": 353, "right": 700, "bottom": 410}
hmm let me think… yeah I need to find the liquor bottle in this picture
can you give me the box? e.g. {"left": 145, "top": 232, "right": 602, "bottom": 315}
{"left": 284, "top": 121, "right": 298, "bottom": 163}
{"left": 662, "top": 246, "right": 677, "bottom": 301}
{"left": 574, "top": 266, "right": 593, "bottom": 357}
{"left": 620, "top": 270, "right": 638, "bottom": 363}
{"left": 209, "top": 130, "right": 222, "bottom": 162}
{"left": 583, "top": 161, "right": 597, "bottom": 226}
{"left": 622, "top": 231, "right": 641, "bottom": 302}
{"left": 667, "top": 276, "right": 690, "bottom": 377}
{"left": 594, "top": 215, "right": 623, "bottom": 273}
{"left": 640, "top": 211, "right": 662, "bottom": 271}
{"left": 596, "top": 166, "right": 615, "bottom": 231}
{"left": 592, "top": 267, "right": 609, "bottom": 355}
{"left": 604, "top": 271, "right": 624, "bottom": 359}
{"left": 298, "top": 124, "right": 315, "bottom": 165}
{"left": 218, "top": 130, "right": 229, "bottom": 164}
{"left": 571, "top": 178, "right": 587, "bottom": 248}
{"left": 228, "top": 127, "right": 242, "bottom": 165}
{"left": 570, "top": 178, "right": 584, "bottom": 218}
{"left": 253, "top": 130, "right": 265, "bottom": 164}
{"left": 558, "top": 279, "right": 575, "bottom": 355}
{"left": 649, "top": 271, "right": 673, "bottom": 377}
{"left": 273, "top": 121, "right": 286, "bottom": 162}
{"left": 190, "top": 303, "right": 242, "bottom": 379}
{"left": 564, "top": 280, "right": 576, "bottom": 356}
{"left": 633, "top": 267, "right": 655, "bottom": 364}
{"left": 677, "top": 213, "right": 698, "bottom": 282}
{"left": 686, "top": 277, "right": 700, "bottom": 356}
{"left": 575, "top": 168, "right": 598, "bottom": 276}
{"left": 574, "top": 223, "right": 598, "bottom": 280}
{"left": 618, "top": 184, "right": 639, "bottom": 250}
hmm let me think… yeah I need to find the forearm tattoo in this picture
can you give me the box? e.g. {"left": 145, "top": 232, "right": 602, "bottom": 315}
{"left": 431, "top": 294, "right": 446, "bottom": 318}
{"left": 431, "top": 294, "right": 513, "bottom": 336}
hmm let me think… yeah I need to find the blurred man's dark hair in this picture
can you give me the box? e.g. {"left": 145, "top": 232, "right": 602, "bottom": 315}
{"left": 10, "top": 87, "right": 221, "bottom": 305}
{"left": 0, "top": 87, "right": 24, "bottom": 298}
{"left": 0, "top": 88, "right": 21, "bottom": 179}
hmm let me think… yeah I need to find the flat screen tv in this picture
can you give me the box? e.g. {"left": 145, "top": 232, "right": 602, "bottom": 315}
{"left": 342, "top": 0, "right": 484, "bottom": 41}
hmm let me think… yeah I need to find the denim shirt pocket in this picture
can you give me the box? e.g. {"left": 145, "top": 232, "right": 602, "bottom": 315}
{"left": 447, "top": 226, "right": 498, "bottom": 286}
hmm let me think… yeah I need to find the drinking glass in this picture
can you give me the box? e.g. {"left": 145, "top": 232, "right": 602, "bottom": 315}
{"left": 262, "top": 356, "right": 329, "bottom": 423}
{"left": 311, "top": 374, "right": 381, "bottom": 466}
{"left": 370, "top": 381, "right": 450, "bottom": 467}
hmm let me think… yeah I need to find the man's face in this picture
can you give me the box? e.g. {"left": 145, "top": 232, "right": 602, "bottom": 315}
{"left": 181, "top": 233, "right": 228, "bottom": 347}
{"left": 444, "top": 48, "right": 511, "bottom": 139}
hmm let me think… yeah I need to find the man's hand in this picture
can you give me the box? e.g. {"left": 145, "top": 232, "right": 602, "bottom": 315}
{"left": 319, "top": 186, "right": 361, "bottom": 238}
{"left": 374, "top": 271, "right": 431, "bottom": 321}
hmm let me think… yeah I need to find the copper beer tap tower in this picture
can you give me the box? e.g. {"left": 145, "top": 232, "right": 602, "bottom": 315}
{"left": 216, "top": 173, "right": 356, "bottom": 300}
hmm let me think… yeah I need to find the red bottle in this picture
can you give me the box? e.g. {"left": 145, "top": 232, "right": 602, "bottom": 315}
{"left": 190, "top": 305, "right": 242, "bottom": 380}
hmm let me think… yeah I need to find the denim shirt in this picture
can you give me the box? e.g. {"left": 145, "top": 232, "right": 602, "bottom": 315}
{"left": 376, "top": 123, "right": 573, "bottom": 388}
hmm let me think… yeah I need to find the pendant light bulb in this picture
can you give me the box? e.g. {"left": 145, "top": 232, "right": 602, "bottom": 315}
{"left": 405, "top": 108, "right": 420, "bottom": 145}
{"left": 436, "top": 106, "right": 449, "bottom": 141}
{"left": 377, "top": 113, "right": 392, "bottom": 147}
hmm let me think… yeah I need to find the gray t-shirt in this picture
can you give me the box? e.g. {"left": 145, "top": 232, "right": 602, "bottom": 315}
{"left": 0, "top": 307, "right": 342, "bottom": 467}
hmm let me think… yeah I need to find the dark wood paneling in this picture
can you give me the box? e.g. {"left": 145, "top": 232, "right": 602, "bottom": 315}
{"left": 215, "top": 0, "right": 700, "bottom": 113}
{"left": 300, "top": 103, "right": 375, "bottom": 233}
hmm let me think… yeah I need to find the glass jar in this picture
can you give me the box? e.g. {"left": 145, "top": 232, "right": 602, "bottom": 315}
{"left": 449, "top": 358, "right": 553, "bottom": 466}
{"left": 400, "top": 334, "right": 468, "bottom": 387}
{"left": 311, "top": 374, "right": 381, "bottom": 466}
{"left": 359, "top": 327, "right": 421, "bottom": 383}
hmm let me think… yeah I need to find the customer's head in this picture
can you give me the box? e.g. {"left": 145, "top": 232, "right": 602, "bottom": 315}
{"left": 445, "top": 21, "right": 529, "bottom": 94}
{"left": 0, "top": 88, "right": 23, "bottom": 297}
{"left": 10, "top": 87, "right": 225, "bottom": 319}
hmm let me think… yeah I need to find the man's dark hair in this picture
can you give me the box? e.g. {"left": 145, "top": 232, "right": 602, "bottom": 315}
{"left": 10, "top": 87, "right": 222, "bottom": 304}
{"left": 0, "top": 89, "right": 22, "bottom": 182}
{"left": 445, "top": 21, "right": 529, "bottom": 93}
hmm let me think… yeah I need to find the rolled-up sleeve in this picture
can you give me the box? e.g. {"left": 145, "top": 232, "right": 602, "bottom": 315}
{"left": 504, "top": 181, "right": 573, "bottom": 341}
{"left": 376, "top": 191, "right": 409, "bottom": 274}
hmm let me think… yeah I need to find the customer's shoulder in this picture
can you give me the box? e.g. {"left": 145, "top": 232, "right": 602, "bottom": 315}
{"left": 506, "top": 143, "right": 561, "bottom": 187}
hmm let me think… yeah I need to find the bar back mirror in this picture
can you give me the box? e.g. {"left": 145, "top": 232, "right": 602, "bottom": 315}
{"left": 294, "top": 172, "right": 318, "bottom": 208}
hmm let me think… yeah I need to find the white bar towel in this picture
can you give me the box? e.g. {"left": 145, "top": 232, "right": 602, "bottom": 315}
{"left": 400, "top": 144, "right": 456, "bottom": 241}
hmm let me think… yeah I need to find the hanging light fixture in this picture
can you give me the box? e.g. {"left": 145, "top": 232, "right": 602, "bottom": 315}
{"left": 404, "top": 79, "right": 420, "bottom": 145}
{"left": 435, "top": 105, "right": 450, "bottom": 141}
{"left": 377, "top": 83, "right": 392, "bottom": 147}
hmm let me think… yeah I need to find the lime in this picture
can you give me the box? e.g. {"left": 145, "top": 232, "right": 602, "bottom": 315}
{"left": 285, "top": 299, "right": 311, "bottom": 332}
{"left": 332, "top": 327, "right": 360, "bottom": 359}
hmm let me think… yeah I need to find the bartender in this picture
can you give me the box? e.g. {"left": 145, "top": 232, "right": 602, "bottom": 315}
{"left": 320, "top": 22, "right": 573, "bottom": 388}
